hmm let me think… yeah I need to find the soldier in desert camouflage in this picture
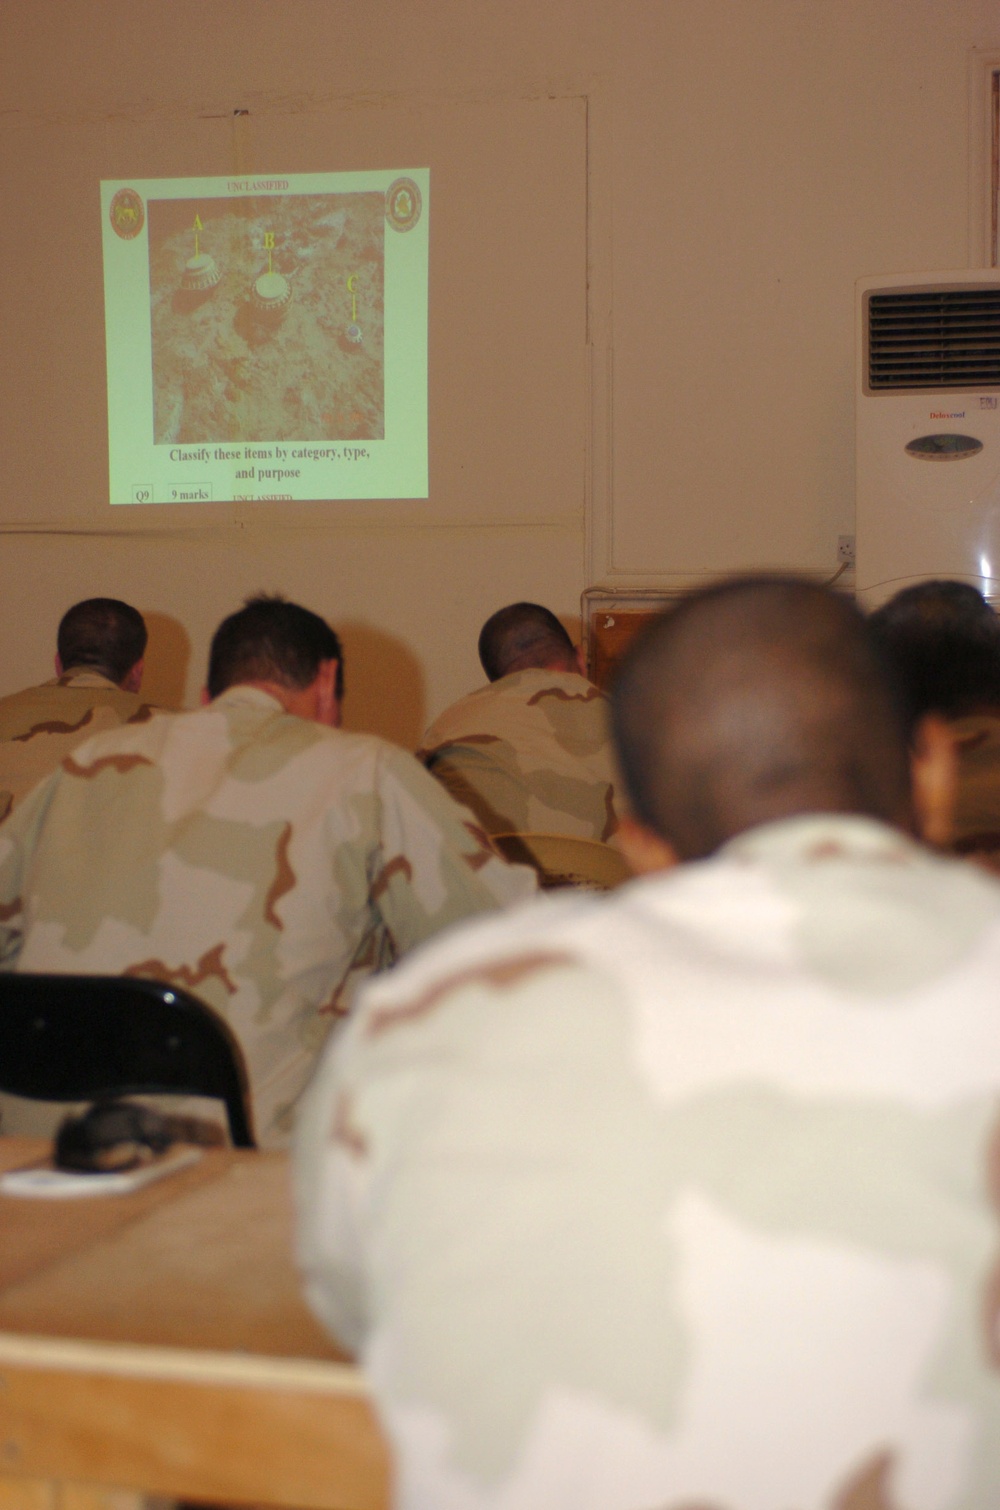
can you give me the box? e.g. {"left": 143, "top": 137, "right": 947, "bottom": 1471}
{"left": 0, "top": 596, "right": 535, "bottom": 1146}
{"left": 0, "top": 598, "right": 154, "bottom": 818}
{"left": 297, "top": 577, "right": 1000, "bottom": 1510}
{"left": 419, "top": 601, "right": 620, "bottom": 841}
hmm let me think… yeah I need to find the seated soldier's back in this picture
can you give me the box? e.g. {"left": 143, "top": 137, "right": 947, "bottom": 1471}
{"left": 0, "top": 668, "right": 152, "bottom": 815}
{"left": 419, "top": 668, "right": 620, "bottom": 840}
{"left": 297, "top": 814, "right": 1000, "bottom": 1509}
{"left": 0, "top": 686, "right": 532, "bottom": 1145}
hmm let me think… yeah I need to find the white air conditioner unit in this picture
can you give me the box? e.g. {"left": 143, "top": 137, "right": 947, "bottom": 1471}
{"left": 856, "top": 270, "right": 1000, "bottom": 607}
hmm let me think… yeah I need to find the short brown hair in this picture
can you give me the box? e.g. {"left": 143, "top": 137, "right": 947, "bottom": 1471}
{"left": 57, "top": 599, "right": 147, "bottom": 686}
{"left": 208, "top": 595, "right": 343, "bottom": 700}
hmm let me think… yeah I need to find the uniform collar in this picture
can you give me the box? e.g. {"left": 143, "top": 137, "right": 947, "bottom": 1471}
{"left": 721, "top": 812, "right": 920, "bottom": 867}
{"left": 50, "top": 667, "right": 123, "bottom": 691}
{"left": 498, "top": 667, "right": 595, "bottom": 692}
{"left": 209, "top": 684, "right": 287, "bottom": 713}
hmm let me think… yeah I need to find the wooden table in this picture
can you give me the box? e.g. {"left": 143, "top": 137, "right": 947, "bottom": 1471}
{"left": 0, "top": 1138, "right": 389, "bottom": 1510}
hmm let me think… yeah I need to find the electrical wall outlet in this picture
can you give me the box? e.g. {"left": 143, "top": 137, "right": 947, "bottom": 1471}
{"left": 837, "top": 534, "right": 856, "bottom": 566}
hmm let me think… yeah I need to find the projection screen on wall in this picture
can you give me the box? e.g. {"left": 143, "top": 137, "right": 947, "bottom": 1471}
{"left": 101, "top": 169, "right": 428, "bottom": 506}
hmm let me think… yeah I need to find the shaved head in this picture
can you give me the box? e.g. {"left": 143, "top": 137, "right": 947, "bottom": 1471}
{"left": 478, "top": 603, "right": 577, "bottom": 682}
{"left": 611, "top": 577, "right": 913, "bottom": 860}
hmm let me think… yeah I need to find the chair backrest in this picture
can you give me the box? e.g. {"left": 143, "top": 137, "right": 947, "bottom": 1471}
{"left": 492, "top": 832, "right": 633, "bottom": 891}
{"left": 0, "top": 973, "right": 254, "bottom": 1147}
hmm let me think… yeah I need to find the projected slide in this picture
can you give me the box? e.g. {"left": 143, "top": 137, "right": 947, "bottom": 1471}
{"left": 101, "top": 170, "right": 428, "bottom": 505}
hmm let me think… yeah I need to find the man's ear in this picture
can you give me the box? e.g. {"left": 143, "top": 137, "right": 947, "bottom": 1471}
{"left": 615, "top": 815, "right": 679, "bottom": 876}
{"left": 199, "top": 686, "right": 212, "bottom": 707}
{"left": 315, "top": 659, "right": 340, "bottom": 728}
{"left": 911, "top": 713, "right": 957, "bottom": 849}
{"left": 121, "top": 658, "right": 144, "bottom": 695}
{"left": 54, "top": 654, "right": 64, "bottom": 678}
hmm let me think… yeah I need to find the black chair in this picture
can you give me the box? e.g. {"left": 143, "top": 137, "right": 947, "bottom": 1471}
{"left": 0, "top": 973, "right": 254, "bottom": 1147}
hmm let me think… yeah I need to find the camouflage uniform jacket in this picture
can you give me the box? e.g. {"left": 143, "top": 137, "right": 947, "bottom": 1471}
{"left": 0, "top": 667, "right": 153, "bottom": 818}
{"left": 0, "top": 686, "right": 535, "bottom": 1146}
{"left": 296, "top": 814, "right": 1000, "bottom": 1509}
{"left": 418, "top": 669, "right": 620, "bottom": 840}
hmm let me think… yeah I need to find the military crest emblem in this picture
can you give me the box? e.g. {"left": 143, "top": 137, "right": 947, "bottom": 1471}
{"left": 385, "top": 177, "right": 422, "bottom": 233}
{"left": 110, "top": 188, "right": 144, "bottom": 240}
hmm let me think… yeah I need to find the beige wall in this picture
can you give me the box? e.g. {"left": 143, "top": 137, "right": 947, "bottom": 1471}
{"left": 1, "top": 1, "right": 999, "bottom": 735}
{"left": 599, "top": 0, "right": 1000, "bottom": 586}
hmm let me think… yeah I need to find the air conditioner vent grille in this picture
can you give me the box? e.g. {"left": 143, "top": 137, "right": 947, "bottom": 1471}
{"left": 868, "top": 289, "right": 1000, "bottom": 391}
